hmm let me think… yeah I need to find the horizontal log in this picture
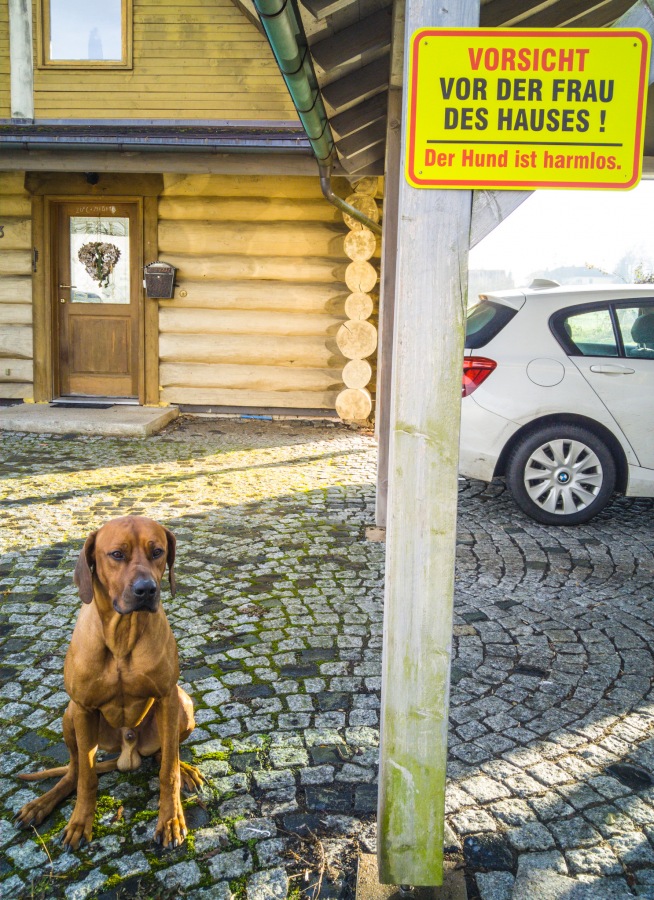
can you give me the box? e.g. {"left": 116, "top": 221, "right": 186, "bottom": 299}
{"left": 0, "top": 218, "right": 31, "bottom": 251}
{"left": 0, "top": 303, "right": 32, "bottom": 325}
{"left": 0, "top": 358, "right": 33, "bottom": 381}
{"left": 0, "top": 276, "right": 32, "bottom": 303}
{"left": 343, "top": 193, "right": 380, "bottom": 231}
{"left": 0, "top": 173, "right": 26, "bottom": 195}
{"left": 167, "top": 279, "right": 347, "bottom": 314}
{"left": 336, "top": 319, "right": 377, "bottom": 360}
{"left": 0, "top": 325, "right": 33, "bottom": 359}
{"left": 0, "top": 196, "right": 31, "bottom": 216}
{"left": 159, "top": 332, "right": 343, "bottom": 367}
{"left": 344, "top": 292, "right": 374, "bottom": 320}
{"left": 344, "top": 229, "right": 378, "bottom": 262}
{"left": 345, "top": 260, "right": 378, "bottom": 293}
{"left": 335, "top": 387, "right": 372, "bottom": 421}
{"left": 342, "top": 358, "right": 373, "bottom": 389}
{"left": 0, "top": 251, "right": 32, "bottom": 276}
{"left": 160, "top": 386, "right": 339, "bottom": 409}
{"left": 0, "top": 382, "right": 32, "bottom": 399}
{"left": 161, "top": 253, "right": 348, "bottom": 284}
{"left": 159, "top": 307, "right": 344, "bottom": 337}
{"left": 158, "top": 196, "right": 341, "bottom": 223}
{"left": 352, "top": 177, "right": 380, "bottom": 197}
{"left": 160, "top": 361, "right": 343, "bottom": 392}
{"left": 158, "top": 220, "right": 348, "bottom": 259}
{"left": 162, "top": 174, "right": 328, "bottom": 199}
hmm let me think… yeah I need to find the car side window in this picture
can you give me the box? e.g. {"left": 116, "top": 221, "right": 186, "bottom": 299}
{"left": 616, "top": 306, "right": 654, "bottom": 358}
{"left": 560, "top": 308, "right": 618, "bottom": 357}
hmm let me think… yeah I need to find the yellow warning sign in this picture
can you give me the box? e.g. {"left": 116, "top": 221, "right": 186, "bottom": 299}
{"left": 406, "top": 29, "right": 650, "bottom": 190}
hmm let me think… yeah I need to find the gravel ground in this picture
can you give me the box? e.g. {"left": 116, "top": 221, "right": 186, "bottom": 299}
{"left": 0, "top": 415, "right": 653, "bottom": 900}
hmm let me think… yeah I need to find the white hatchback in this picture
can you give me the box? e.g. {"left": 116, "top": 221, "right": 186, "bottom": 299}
{"left": 460, "top": 281, "right": 654, "bottom": 525}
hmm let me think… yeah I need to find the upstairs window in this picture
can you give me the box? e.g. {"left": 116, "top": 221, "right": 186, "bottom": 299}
{"left": 39, "top": 0, "right": 132, "bottom": 68}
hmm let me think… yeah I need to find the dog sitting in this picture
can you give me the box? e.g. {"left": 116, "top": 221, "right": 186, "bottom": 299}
{"left": 16, "top": 516, "right": 202, "bottom": 850}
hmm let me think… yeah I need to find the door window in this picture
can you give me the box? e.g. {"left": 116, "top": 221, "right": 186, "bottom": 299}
{"left": 558, "top": 307, "right": 618, "bottom": 357}
{"left": 70, "top": 216, "right": 130, "bottom": 304}
{"left": 615, "top": 306, "right": 654, "bottom": 359}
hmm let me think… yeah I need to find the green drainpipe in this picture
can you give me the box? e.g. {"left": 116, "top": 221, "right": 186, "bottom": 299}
{"left": 253, "top": 0, "right": 382, "bottom": 236}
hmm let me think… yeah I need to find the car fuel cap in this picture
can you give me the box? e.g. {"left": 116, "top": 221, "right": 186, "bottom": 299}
{"left": 526, "top": 358, "right": 565, "bottom": 387}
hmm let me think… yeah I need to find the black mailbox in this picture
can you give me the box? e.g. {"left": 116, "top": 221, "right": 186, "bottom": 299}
{"left": 144, "top": 261, "right": 176, "bottom": 299}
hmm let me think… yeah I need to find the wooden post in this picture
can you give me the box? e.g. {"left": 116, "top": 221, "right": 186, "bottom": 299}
{"left": 8, "top": 0, "right": 34, "bottom": 121}
{"left": 377, "top": 0, "right": 480, "bottom": 888}
{"left": 375, "top": 0, "right": 405, "bottom": 528}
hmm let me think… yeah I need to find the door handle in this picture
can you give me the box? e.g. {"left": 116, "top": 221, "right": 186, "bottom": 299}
{"left": 589, "top": 364, "right": 635, "bottom": 375}
{"left": 58, "top": 284, "right": 77, "bottom": 289}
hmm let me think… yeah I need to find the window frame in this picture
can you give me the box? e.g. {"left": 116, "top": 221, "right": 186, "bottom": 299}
{"left": 37, "top": 0, "right": 133, "bottom": 70}
{"left": 550, "top": 298, "right": 654, "bottom": 359}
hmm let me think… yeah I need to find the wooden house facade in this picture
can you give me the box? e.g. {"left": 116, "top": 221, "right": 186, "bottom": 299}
{"left": 0, "top": 0, "right": 381, "bottom": 418}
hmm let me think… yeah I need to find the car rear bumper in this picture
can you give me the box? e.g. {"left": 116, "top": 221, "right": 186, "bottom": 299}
{"left": 459, "top": 397, "right": 518, "bottom": 482}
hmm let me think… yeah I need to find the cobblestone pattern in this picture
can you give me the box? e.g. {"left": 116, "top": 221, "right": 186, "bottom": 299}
{"left": 0, "top": 418, "right": 653, "bottom": 900}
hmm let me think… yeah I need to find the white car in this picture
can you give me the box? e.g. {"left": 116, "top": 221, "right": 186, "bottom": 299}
{"left": 460, "top": 281, "right": 654, "bottom": 525}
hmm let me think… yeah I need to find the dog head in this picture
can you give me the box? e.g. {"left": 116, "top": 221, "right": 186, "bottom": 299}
{"left": 74, "top": 516, "right": 176, "bottom": 614}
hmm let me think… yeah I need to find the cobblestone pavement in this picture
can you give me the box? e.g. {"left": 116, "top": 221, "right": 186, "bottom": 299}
{"left": 0, "top": 417, "right": 653, "bottom": 900}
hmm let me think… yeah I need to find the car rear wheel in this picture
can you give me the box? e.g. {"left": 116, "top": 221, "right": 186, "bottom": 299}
{"left": 506, "top": 425, "right": 616, "bottom": 525}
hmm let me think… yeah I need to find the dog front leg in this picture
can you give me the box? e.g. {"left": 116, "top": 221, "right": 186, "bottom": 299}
{"left": 154, "top": 687, "right": 186, "bottom": 848}
{"left": 61, "top": 703, "right": 100, "bottom": 851}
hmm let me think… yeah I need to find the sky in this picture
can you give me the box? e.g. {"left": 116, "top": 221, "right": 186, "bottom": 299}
{"left": 468, "top": 179, "right": 654, "bottom": 286}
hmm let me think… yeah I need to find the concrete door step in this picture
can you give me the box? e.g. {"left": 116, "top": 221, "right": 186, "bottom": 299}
{"left": 0, "top": 403, "right": 178, "bottom": 437}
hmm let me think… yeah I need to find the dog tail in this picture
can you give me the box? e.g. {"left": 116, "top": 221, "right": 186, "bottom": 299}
{"left": 18, "top": 759, "right": 119, "bottom": 781}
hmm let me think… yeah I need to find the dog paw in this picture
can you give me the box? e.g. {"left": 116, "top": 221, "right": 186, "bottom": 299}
{"left": 179, "top": 761, "right": 204, "bottom": 792}
{"left": 15, "top": 798, "right": 49, "bottom": 829}
{"left": 154, "top": 812, "right": 187, "bottom": 849}
{"left": 61, "top": 816, "right": 93, "bottom": 852}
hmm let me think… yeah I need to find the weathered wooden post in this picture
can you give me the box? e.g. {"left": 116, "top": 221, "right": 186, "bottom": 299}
{"left": 377, "top": 0, "right": 480, "bottom": 887}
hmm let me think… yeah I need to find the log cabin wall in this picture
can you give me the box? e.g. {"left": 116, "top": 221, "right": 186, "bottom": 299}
{"left": 0, "top": 173, "right": 33, "bottom": 400}
{"left": 157, "top": 173, "right": 362, "bottom": 410}
{"left": 31, "top": 0, "right": 298, "bottom": 121}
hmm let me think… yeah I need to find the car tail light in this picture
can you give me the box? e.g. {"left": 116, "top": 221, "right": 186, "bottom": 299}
{"left": 463, "top": 356, "right": 497, "bottom": 397}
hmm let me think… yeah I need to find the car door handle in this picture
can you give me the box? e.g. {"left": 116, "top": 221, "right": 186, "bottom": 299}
{"left": 589, "top": 364, "right": 635, "bottom": 375}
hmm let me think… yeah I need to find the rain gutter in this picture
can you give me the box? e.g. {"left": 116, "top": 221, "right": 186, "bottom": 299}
{"left": 252, "top": 0, "right": 382, "bottom": 235}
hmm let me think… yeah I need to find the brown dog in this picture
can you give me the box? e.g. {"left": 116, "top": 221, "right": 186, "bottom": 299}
{"left": 16, "top": 516, "right": 202, "bottom": 850}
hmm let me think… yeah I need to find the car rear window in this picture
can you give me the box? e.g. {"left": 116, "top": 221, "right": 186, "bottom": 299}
{"left": 465, "top": 299, "right": 517, "bottom": 349}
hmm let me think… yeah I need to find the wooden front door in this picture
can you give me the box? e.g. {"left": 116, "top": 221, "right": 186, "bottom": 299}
{"left": 55, "top": 201, "right": 140, "bottom": 398}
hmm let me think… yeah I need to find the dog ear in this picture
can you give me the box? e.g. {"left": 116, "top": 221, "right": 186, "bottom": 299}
{"left": 73, "top": 531, "right": 97, "bottom": 604}
{"left": 164, "top": 527, "right": 177, "bottom": 598}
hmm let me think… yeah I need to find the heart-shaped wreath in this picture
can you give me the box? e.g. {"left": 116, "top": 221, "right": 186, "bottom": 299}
{"left": 78, "top": 241, "right": 121, "bottom": 288}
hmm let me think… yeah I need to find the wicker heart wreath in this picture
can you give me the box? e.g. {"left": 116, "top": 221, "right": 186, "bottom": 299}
{"left": 78, "top": 242, "right": 121, "bottom": 288}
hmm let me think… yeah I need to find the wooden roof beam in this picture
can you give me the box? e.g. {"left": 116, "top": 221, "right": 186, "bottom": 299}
{"left": 321, "top": 54, "right": 389, "bottom": 114}
{"left": 330, "top": 92, "right": 388, "bottom": 138}
{"left": 336, "top": 118, "right": 387, "bottom": 158}
{"left": 481, "top": 0, "right": 558, "bottom": 26}
{"left": 311, "top": 7, "right": 392, "bottom": 77}
{"left": 302, "top": 0, "right": 355, "bottom": 20}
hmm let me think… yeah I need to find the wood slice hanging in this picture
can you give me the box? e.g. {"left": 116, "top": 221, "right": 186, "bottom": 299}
{"left": 344, "top": 291, "right": 374, "bottom": 321}
{"left": 335, "top": 387, "right": 372, "bottom": 421}
{"left": 342, "top": 358, "right": 373, "bottom": 389}
{"left": 342, "top": 194, "right": 380, "bottom": 231}
{"left": 345, "top": 260, "right": 377, "bottom": 293}
{"left": 344, "top": 228, "right": 377, "bottom": 262}
{"left": 352, "top": 177, "right": 379, "bottom": 197}
{"left": 336, "top": 319, "right": 377, "bottom": 359}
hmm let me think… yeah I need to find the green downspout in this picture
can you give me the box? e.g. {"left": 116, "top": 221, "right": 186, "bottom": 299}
{"left": 253, "top": 0, "right": 382, "bottom": 236}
